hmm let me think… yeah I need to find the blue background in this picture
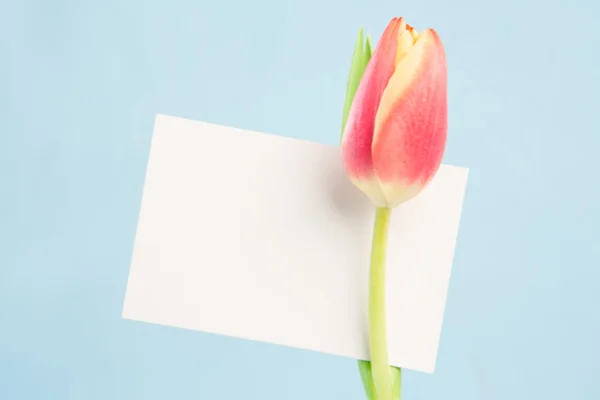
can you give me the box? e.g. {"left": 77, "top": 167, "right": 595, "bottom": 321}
{"left": 1, "top": 0, "right": 599, "bottom": 399}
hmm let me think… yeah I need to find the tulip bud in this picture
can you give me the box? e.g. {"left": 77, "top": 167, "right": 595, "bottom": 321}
{"left": 341, "top": 17, "right": 448, "bottom": 208}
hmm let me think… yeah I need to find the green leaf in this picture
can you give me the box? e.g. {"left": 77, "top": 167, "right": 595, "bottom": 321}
{"left": 358, "top": 360, "right": 376, "bottom": 400}
{"left": 365, "top": 35, "right": 372, "bottom": 63}
{"left": 341, "top": 29, "right": 372, "bottom": 142}
{"left": 358, "top": 360, "right": 402, "bottom": 400}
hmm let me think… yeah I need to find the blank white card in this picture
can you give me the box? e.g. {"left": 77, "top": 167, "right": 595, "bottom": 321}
{"left": 123, "top": 114, "right": 469, "bottom": 373}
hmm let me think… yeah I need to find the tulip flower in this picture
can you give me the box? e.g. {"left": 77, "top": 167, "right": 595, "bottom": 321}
{"left": 342, "top": 17, "right": 447, "bottom": 209}
{"left": 339, "top": 17, "right": 447, "bottom": 400}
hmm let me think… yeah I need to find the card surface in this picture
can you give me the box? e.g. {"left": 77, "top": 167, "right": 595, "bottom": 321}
{"left": 122, "top": 114, "right": 469, "bottom": 373}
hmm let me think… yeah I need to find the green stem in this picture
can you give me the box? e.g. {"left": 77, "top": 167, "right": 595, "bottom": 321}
{"left": 369, "top": 207, "right": 393, "bottom": 400}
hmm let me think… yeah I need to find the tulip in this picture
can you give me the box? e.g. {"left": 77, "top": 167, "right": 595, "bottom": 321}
{"left": 341, "top": 17, "right": 447, "bottom": 209}
{"left": 339, "top": 17, "right": 447, "bottom": 400}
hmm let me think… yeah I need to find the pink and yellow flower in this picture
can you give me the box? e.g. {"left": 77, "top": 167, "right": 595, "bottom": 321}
{"left": 341, "top": 17, "right": 448, "bottom": 208}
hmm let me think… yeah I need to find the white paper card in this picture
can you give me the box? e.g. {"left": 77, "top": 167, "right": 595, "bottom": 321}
{"left": 123, "top": 114, "right": 468, "bottom": 373}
